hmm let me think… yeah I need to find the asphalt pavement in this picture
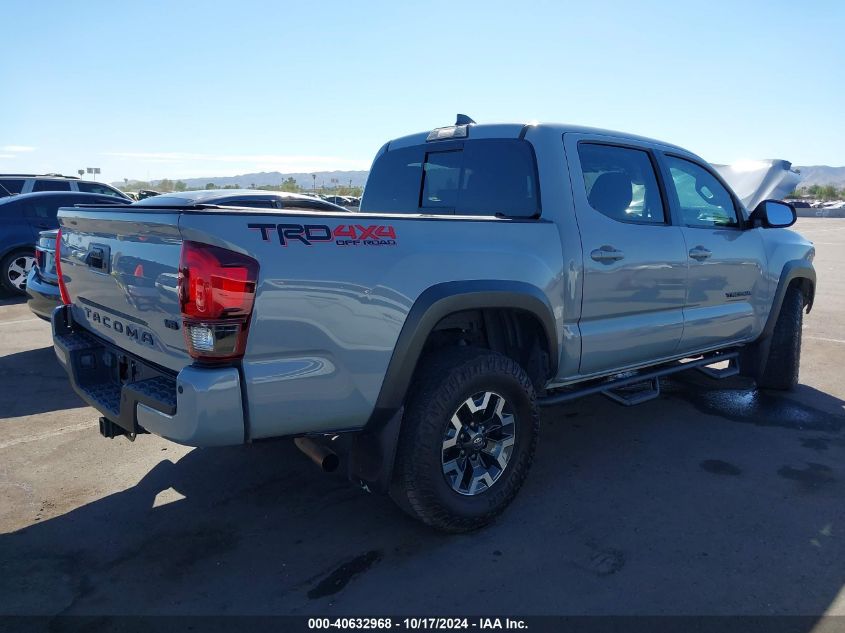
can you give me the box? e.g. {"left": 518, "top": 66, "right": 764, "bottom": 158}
{"left": 1, "top": 218, "right": 843, "bottom": 620}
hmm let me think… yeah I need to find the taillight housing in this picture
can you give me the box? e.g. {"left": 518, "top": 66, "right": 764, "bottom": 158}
{"left": 178, "top": 241, "right": 259, "bottom": 362}
{"left": 55, "top": 228, "right": 71, "bottom": 305}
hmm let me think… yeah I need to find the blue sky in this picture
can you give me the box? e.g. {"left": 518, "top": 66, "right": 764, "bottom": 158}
{"left": 1, "top": 0, "right": 843, "bottom": 184}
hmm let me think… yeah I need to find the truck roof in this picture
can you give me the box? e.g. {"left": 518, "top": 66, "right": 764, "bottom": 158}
{"left": 386, "top": 122, "right": 690, "bottom": 155}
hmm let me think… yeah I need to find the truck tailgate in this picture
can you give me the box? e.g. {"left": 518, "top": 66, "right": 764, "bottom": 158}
{"left": 58, "top": 209, "right": 189, "bottom": 372}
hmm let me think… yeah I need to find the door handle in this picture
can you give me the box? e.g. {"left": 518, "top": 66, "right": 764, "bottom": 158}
{"left": 689, "top": 246, "right": 712, "bottom": 261}
{"left": 590, "top": 246, "right": 625, "bottom": 263}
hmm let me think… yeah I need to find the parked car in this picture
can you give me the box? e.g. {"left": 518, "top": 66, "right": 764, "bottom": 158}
{"left": 132, "top": 189, "right": 349, "bottom": 212}
{"left": 0, "top": 191, "right": 131, "bottom": 295}
{"left": 322, "top": 195, "right": 351, "bottom": 206}
{"left": 787, "top": 199, "right": 810, "bottom": 208}
{"left": 0, "top": 174, "right": 130, "bottom": 201}
{"left": 324, "top": 195, "right": 362, "bottom": 208}
{"left": 136, "top": 190, "right": 161, "bottom": 200}
{"left": 51, "top": 119, "right": 814, "bottom": 532}
{"left": 26, "top": 229, "right": 60, "bottom": 319}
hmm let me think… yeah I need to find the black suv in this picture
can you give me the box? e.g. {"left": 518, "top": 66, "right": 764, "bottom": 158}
{"left": 0, "top": 174, "right": 130, "bottom": 201}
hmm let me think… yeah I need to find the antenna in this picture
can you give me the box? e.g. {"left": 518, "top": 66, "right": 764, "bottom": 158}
{"left": 455, "top": 114, "right": 476, "bottom": 125}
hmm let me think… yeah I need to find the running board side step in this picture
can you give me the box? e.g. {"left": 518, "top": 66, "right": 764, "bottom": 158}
{"left": 602, "top": 377, "right": 661, "bottom": 406}
{"left": 696, "top": 355, "right": 740, "bottom": 379}
{"left": 538, "top": 350, "right": 740, "bottom": 408}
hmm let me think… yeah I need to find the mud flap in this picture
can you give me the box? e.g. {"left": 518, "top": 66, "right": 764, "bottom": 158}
{"left": 347, "top": 407, "right": 404, "bottom": 494}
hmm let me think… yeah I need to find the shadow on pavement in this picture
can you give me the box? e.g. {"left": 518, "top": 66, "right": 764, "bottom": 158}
{"left": 1, "top": 383, "right": 844, "bottom": 619}
{"left": 0, "top": 346, "right": 84, "bottom": 419}
{"left": 0, "top": 293, "right": 27, "bottom": 306}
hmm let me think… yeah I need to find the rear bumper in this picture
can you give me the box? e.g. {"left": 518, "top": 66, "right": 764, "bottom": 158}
{"left": 26, "top": 269, "right": 61, "bottom": 321}
{"left": 52, "top": 304, "right": 245, "bottom": 447}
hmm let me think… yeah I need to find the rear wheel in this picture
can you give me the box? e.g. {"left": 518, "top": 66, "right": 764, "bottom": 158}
{"left": 1, "top": 249, "right": 34, "bottom": 295}
{"left": 755, "top": 286, "right": 804, "bottom": 391}
{"left": 391, "top": 347, "right": 539, "bottom": 532}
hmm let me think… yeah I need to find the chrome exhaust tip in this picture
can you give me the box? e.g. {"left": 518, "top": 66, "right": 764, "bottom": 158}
{"left": 294, "top": 436, "right": 340, "bottom": 473}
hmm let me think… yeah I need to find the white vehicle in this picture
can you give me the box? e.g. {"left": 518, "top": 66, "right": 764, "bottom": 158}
{"left": 0, "top": 174, "right": 130, "bottom": 201}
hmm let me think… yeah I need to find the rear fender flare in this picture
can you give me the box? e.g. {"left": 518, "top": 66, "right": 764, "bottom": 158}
{"left": 350, "top": 280, "right": 557, "bottom": 493}
{"left": 369, "top": 280, "right": 557, "bottom": 426}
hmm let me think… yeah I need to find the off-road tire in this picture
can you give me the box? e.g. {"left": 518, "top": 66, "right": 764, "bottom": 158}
{"left": 756, "top": 286, "right": 804, "bottom": 391}
{"left": 390, "top": 347, "right": 539, "bottom": 533}
{"left": 0, "top": 249, "right": 34, "bottom": 295}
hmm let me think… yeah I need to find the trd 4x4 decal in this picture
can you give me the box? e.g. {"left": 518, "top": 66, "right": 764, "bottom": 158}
{"left": 248, "top": 223, "right": 397, "bottom": 247}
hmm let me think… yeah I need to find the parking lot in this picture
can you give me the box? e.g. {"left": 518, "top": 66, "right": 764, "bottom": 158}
{"left": 1, "top": 217, "right": 843, "bottom": 617}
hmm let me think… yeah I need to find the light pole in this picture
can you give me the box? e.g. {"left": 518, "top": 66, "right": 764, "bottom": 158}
{"left": 311, "top": 174, "right": 316, "bottom": 193}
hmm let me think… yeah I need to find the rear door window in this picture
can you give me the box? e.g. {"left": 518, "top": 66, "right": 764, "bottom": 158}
{"left": 23, "top": 199, "right": 60, "bottom": 220}
{"left": 362, "top": 139, "right": 540, "bottom": 217}
{"left": 577, "top": 143, "right": 666, "bottom": 224}
{"left": 77, "top": 182, "right": 125, "bottom": 198}
{"left": 33, "top": 180, "right": 72, "bottom": 192}
{"left": 0, "top": 179, "right": 25, "bottom": 196}
{"left": 0, "top": 200, "right": 24, "bottom": 218}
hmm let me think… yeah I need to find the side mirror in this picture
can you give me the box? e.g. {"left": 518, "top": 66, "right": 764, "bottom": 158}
{"left": 750, "top": 199, "right": 797, "bottom": 228}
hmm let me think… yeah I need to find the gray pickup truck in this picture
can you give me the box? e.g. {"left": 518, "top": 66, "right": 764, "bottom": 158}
{"left": 51, "top": 119, "right": 815, "bottom": 532}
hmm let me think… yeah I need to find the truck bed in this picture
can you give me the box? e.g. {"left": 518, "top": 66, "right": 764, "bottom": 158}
{"left": 56, "top": 205, "right": 564, "bottom": 440}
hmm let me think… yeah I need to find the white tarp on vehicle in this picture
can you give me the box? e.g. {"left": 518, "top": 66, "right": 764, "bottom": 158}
{"left": 714, "top": 159, "right": 802, "bottom": 211}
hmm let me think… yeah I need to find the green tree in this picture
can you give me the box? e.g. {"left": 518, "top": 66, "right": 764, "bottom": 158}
{"left": 821, "top": 185, "right": 838, "bottom": 200}
{"left": 280, "top": 176, "right": 300, "bottom": 192}
{"left": 158, "top": 178, "right": 174, "bottom": 192}
{"left": 205, "top": 182, "right": 217, "bottom": 190}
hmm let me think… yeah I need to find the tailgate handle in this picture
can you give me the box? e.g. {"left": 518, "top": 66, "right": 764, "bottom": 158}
{"left": 86, "top": 244, "right": 111, "bottom": 273}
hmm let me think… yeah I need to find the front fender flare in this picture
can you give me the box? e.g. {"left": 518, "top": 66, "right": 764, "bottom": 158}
{"left": 741, "top": 259, "right": 816, "bottom": 380}
{"left": 761, "top": 259, "right": 816, "bottom": 340}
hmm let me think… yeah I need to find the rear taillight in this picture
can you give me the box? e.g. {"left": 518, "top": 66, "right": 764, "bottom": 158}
{"left": 178, "top": 241, "right": 259, "bottom": 362}
{"left": 55, "top": 228, "right": 71, "bottom": 305}
{"left": 34, "top": 247, "right": 45, "bottom": 271}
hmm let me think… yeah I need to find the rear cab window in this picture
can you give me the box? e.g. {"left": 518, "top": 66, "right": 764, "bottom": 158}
{"left": 361, "top": 138, "right": 540, "bottom": 217}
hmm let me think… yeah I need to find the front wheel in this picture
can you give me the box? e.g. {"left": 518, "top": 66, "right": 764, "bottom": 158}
{"left": 391, "top": 348, "right": 539, "bottom": 533}
{"left": 755, "top": 286, "right": 804, "bottom": 391}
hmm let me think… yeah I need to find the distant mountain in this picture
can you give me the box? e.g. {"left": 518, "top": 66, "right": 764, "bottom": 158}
{"left": 116, "top": 164, "right": 845, "bottom": 192}
{"left": 795, "top": 166, "right": 845, "bottom": 188}
{"left": 117, "top": 170, "right": 370, "bottom": 190}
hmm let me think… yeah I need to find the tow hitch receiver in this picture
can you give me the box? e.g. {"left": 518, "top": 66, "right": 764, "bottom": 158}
{"left": 99, "top": 416, "right": 138, "bottom": 441}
